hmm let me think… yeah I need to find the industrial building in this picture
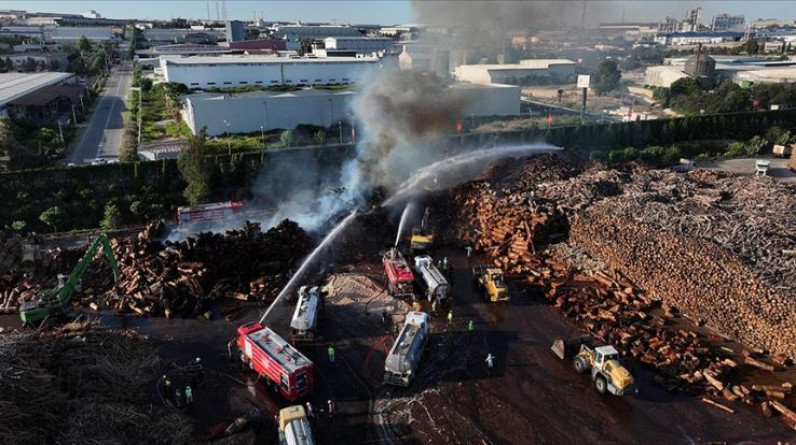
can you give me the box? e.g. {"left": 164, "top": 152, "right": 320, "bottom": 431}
{"left": 227, "top": 39, "right": 287, "bottom": 52}
{"left": 159, "top": 55, "right": 380, "bottom": 89}
{"left": 51, "top": 27, "right": 118, "bottom": 42}
{"left": 0, "top": 71, "right": 77, "bottom": 117}
{"left": 137, "top": 43, "right": 230, "bottom": 57}
{"left": 225, "top": 20, "right": 245, "bottom": 43}
{"left": 181, "top": 89, "right": 356, "bottom": 136}
{"left": 143, "top": 28, "right": 225, "bottom": 44}
{"left": 654, "top": 31, "right": 744, "bottom": 46}
{"left": 646, "top": 55, "right": 796, "bottom": 88}
{"left": 323, "top": 37, "right": 396, "bottom": 53}
{"left": 270, "top": 25, "right": 362, "bottom": 41}
{"left": 711, "top": 13, "right": 745, "bottom": 31}
{"left": 182, "top": 82, "right": 520, "bottom": 137}
{"left": 644, "top": 65, "right": 689, "bottom": 88}
{"left": 454, "top": 59, "right": 576, "bottom": 86}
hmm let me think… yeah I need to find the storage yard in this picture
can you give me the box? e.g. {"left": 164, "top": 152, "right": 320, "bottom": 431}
{"left": 2, "top": 152, "right": 796, "bottom": 444}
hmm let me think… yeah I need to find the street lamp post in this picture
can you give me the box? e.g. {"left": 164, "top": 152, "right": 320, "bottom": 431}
{"left": 260, "top": 125, "right": 265, "bottom": 151}
{"left": 328, "top": 98, "right": 333, "bottom": 128}
{"left": 338, "top": 121, "right": 343, "bottom": 144}
{"left": 223, "top": 119, "right": 231, "bottom": 155}
{"left": 262, "top": 102, "right": 268, "bottom": 151}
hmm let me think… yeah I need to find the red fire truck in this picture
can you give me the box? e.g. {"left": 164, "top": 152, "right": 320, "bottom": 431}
{"left": 176, "top": 201, "right": 243, "bottom": 225}
{"left": 236, "top": 323, "right": 314, "bottom": 401}
{"left": 383, "top": 247, "right": 415, "bottom": 297}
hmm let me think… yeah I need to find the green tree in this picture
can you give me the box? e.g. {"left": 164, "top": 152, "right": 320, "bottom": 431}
{"left": 744, "top": 39, "right": 759, "bottom": 55}
{"left": 140, "top": 77, "right": 153, "bottom": 92}
{"left": 120, "top": 118, "right": 138, "bottom": 162}
{"left": 77, "top": 35, "right": 92, "bottom": 53}
{"left": 22, "top": 57, "right": 37, "bottom": 72}
{"left": 177, "top": 127, "right": 214, "bottom": 204}
{"left": 10, "top": 220, "right": 26, "bottom": 232}
{"left": 280, "top": 130, "right": 296, "bottom": 147}
{"left": 591, "top": 59, "right": 621, "bottom": 96}
{"left": 100, "top": 203, "right": 121, "bottom": 229}
{"left": 3, "top": 57, "right": 12, "bottom": 71}
{"left": 313, "top": 129, "right": 326, "bottom": 145}
{"left": 0, "top": 118, "right": 21, "bottom": 161}
{"left": 39, "top": 206, "right": 64, "bottom": 232}
{"left": 669, "top": 77, "right": 701, "bottom": 97}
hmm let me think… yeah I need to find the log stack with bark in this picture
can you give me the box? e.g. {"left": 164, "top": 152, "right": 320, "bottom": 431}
{"left": 449, "top": 154, "right": 796, "bottom": 400}
{"left": 90, "top": 219, "right": 309, "bottom": 318}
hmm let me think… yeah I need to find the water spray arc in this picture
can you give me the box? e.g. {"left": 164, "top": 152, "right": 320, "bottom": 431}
{"left": 395, "top": 202, "right": 416, "bottom": 247}
{"left": 258, "top": 210, "right": 358, "bottom": 324}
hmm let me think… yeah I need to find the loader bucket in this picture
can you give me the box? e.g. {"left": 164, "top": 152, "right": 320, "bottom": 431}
{"left": 551, "top": 338, "right": 566, "bottom": 360}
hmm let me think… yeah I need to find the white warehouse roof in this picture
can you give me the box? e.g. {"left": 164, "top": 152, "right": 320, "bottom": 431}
{"left": 161, "top": 54, "right": 377, "bottom": 65}
{"left": 0, "top": 72, "right": 75, "bottom": 107}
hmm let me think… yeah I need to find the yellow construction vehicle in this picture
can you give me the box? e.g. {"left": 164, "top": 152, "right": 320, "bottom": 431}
{"left": 472, "top": 265, "right": 509, "bottom": 302}
{"left": 409, "top": 207, "right": 434, "bottom": 254}
{"left": 552, "top": 337, "right": 636, "bottom": 396}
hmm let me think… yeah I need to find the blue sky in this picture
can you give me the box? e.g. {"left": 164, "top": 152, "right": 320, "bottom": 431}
{"left": 3, "top": 1, "right": 794, "bottom": 25}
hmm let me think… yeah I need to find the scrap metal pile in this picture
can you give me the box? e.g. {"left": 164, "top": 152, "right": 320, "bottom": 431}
{"left": 450, "top": 155, "right": 796, "bottom": 400}
{"left": 0, "top": 320, "right": 192, "bottom": 444}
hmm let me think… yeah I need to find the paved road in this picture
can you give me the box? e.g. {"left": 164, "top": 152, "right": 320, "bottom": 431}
{"left": 70, "top": 62, "right": 133, "bottom": 164}
{"left": 701, "top": 157, "right": 796, "bottom": 183}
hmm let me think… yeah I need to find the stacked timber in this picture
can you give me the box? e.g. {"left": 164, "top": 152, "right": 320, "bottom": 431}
{"left": 93, "top": 220, "right": 309, "bottom": 318}
{"left": 570, "top": 208, "right": 796, "bottom": 359}
{"left": 6, "top": 220, "right": 309, "bottom": 319}
{"left": 449, "top": 154, "right": 796, "bottom": 399}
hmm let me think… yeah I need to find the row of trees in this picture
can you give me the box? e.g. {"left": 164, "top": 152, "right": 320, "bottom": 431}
{"left": 653, "top": 78, "right": 796, "bottom": 115}
{"left": 65, "top": 35, "right": 115, "bottom": 77}
{"left": 0, "top": 56, "right": 59, "bottom": 72}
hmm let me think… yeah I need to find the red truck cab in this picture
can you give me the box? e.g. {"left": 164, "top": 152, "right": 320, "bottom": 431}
{"left": 383, "top": 247, "right": 415, "bottom": 297}
{"left": 236, "top": 323, "right": 314, "bottom": 401}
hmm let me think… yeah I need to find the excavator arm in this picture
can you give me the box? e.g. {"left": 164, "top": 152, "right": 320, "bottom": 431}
{"left": 57, "top": 233, "right": 120, "bottom": 305}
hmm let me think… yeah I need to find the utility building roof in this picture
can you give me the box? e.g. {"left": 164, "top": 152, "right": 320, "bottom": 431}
{"left": 0, "top": 72, "right": 74, "bottom": 106}
{"left": 8, "top": 84, "right": 83, "bottom": 106}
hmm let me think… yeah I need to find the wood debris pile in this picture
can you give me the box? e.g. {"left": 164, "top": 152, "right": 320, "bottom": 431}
{"left": 94, "top": 219, "right": 309, "bottom": 318}
{"left": 0, "top": 320, "right": 193, "bottom": 444}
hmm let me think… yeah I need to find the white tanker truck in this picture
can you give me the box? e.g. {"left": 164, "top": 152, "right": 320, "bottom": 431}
{"left": 290, "top": 286, "right": 322, "bottom": 343}
{"left": 384, "top": 311, "right": 430, "bottom": 387}
{"left": 413, "top": 255, "right": 449, "bottom": 304}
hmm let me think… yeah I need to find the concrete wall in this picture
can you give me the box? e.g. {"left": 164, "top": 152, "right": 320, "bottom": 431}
{"left": 161, "top": 58, "right": 379, "bottom": 88}
{"left": 184, "top": 91, "right": 355, "bottom": 136}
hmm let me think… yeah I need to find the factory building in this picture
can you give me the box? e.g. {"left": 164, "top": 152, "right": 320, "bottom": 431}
{"left": 182, "top": 89, "right": 355, "bottom": 136}
{"left": 711, "top": 13, "right": 745, "bottom": 31}
{"left": 51, "top": 27, "right": 117, "bottom": 42}
{"left": 225, "top": 20, "right": 245, "bottom": 43}
{"left": 182, "top": 82, "right": 520, "bottom": 137}
{"left": 159, "top": 55, "right": 380, "bottom": 89}
{"left": 270, "top": 25, "right": 362, "bottom": 41}
{"left": 0, "top": 71, "right": 77, "bottom": 117}
{"left": 323, "top": 37, "right": 396, "bottom": 53}
{"left": 143, "top": 28, "right": 225, "bottom": 44}
{"left": 454, "top": 59, "right": 576, "bottom": 86}
{"left": 644, "top": 66, "right": 689, "bottom": 88}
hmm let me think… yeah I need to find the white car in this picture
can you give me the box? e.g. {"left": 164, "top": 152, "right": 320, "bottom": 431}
{"left": 91, "top": 158, "right": 107, "bottom": 166}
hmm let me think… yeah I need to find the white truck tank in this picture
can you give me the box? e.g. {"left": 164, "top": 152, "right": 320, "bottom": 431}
{"left": 290, "top": 286, "right": 321, "bottom": 342}
{"left": 413, "top": 255, "right": 449, "bottom": 303}
{"left": 384, "top": 311, "right": 429, "bottom": 387}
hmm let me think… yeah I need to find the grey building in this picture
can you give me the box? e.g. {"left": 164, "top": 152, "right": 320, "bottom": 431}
{"left": 711, "top": 14, "right": 745, "bottom": 31}
{"left": 226, "top": 20, "right": 245, "bottom": 42}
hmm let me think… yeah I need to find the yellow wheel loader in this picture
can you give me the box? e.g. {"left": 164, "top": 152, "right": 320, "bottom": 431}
{"left": 552, "top": 337, "right": 636, "bottom": 396}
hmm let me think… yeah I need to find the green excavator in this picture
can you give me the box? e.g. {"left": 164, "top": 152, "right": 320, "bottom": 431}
{"left": 20, "top": 233, "right": 121, "bottom": 325}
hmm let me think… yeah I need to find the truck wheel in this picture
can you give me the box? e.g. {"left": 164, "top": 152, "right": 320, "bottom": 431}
{"left": 594, "top": 376, "right": 607, "bottom": 394}
{"left": 573, "top": 356, "right": 588, "bottom": 374}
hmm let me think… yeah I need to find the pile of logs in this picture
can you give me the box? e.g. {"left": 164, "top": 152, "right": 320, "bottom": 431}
{"left": 571, "top": 208, "right": 796, "bottom": 359}
{"left": 4, "top": 220, "right": 309, "bottom": 319}
{"left": 90, "top": 219, "right": 309, "bottom": 318}
{"left": 449, "top": 155, "right": 796, "bottom": 419}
